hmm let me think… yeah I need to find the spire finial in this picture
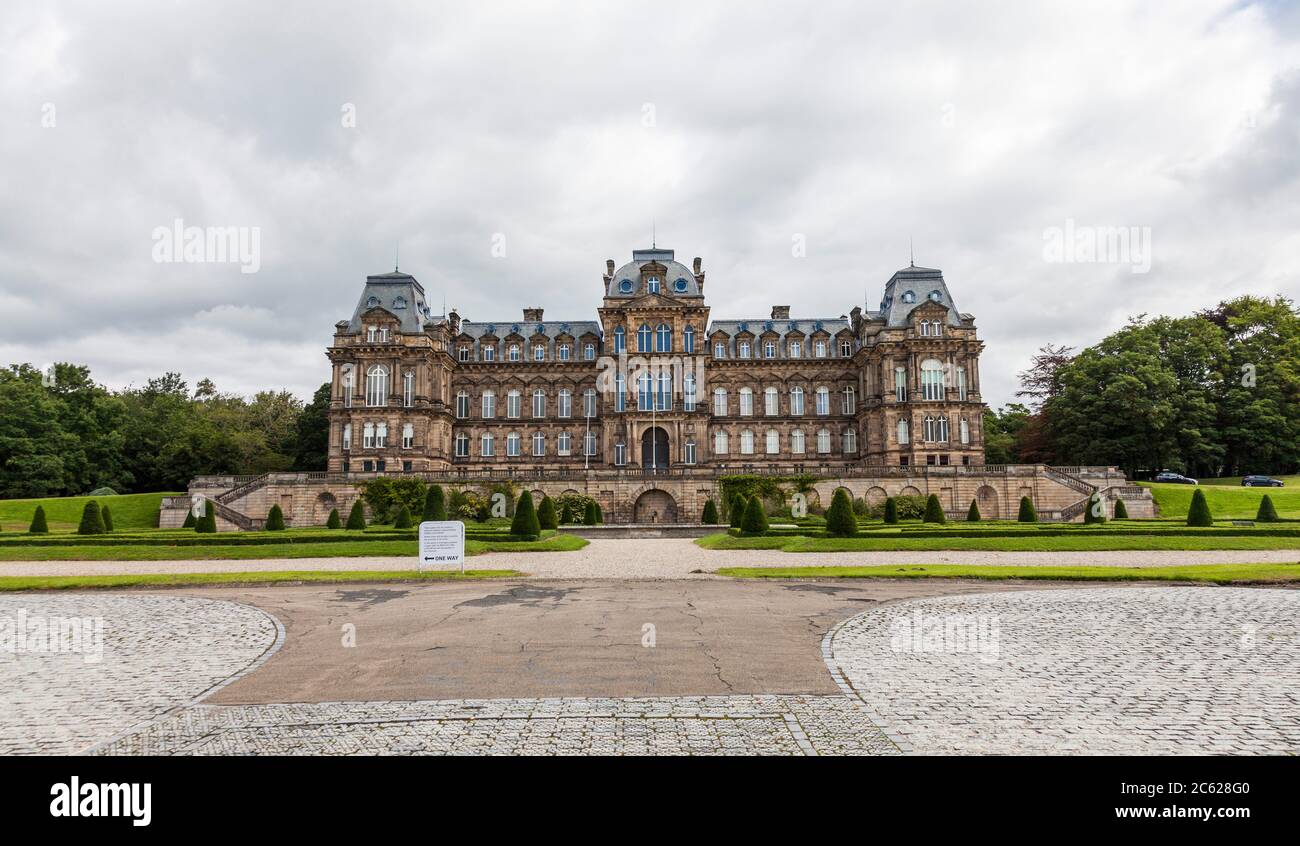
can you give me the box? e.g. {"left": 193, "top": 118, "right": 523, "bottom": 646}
{"left": 652, "top": 220, "right": 656, "bottom": 249}
{"left": 395, "top": 240, "right": 400, "bottom": 272}
{"left": 909, "top": 236, "right": 914, "bottom": 267}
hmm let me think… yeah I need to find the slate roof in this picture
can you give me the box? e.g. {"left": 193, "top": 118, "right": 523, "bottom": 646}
{"left": 346, "top": 271, "right": 437, "bottom": 333}
{"left": 457, "top": 320, "right": 603, "bottom": 340}
{"left": 606, "top": 248, "right": 701, "bottom": 298}
{"left": 877, "top": 265, "right": 961, "bottom": 327}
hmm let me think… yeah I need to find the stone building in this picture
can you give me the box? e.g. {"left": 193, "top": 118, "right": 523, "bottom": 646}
{"left": 325, "top": 247, "right": 987, "bottom": 476}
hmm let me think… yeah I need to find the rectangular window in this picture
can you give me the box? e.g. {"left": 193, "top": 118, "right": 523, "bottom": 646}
{"left": 684, "top": 376, "right": 696, "bottom": 412}
{"left": 363, "top": 422, "right": 375, "bottom": 449}
{"left": 455, "top": 435, "right": 469, "bottom": 457}
{"left": 584, "top": 389, "right": 597, "bottom": 418}
{"left": 375, "top": 423, "right": 388, "bottom": 448}
{"left": 958, "top": 368, "right": 968, "bottom": 401}
{"left": 342, "top": 424, "right": 351, "bottom": 451}
{"left": 456, "top": 393, "right": 469, "bottom": 418}
{"left": 684, "top": 441, "right": 696, "bottom": 465}
{"left": 403, "top": 373, "right": 414, "bottom": 408}
{"left": 584, "top": 343, "right": 595, "bottom": 360}
{"left": 482, "top": 392, "right": 495, "bottom": 419}
{"left": 532, "top": 391, "right": 545, "bottom": 418}
{"left": 558, "top": 432, "right": 572, "bottom": 455}
{"left": 402, "top": 423, "right": 414, "bottom": 449}
{"left": 739, "top": 390, "right": 753, "bottom": 416}
{"left": 559, "top": 390, "right": 572, "bottom": 418}
{"left": 764, "top": 389, "right": 778, "bottom": 416}
{"left": 458, "top": 347, "right": 470, "bottom": 362}
{"left": 584, "top": 431, "right": 597, "bottom": 457}
{"left": 615, "top": 442, "right": 626, "bottom": 465}
{"left": 816, "top": 389, "right": 829, "bottom": 416}
{"left": 481, "top": 434, "right": 494, "bottom": 456}
{"left": 507, "top": 392, "right": 521, "bottom": 419}
{"left": 894, "top": 367, "right": 907, "bottom": 402}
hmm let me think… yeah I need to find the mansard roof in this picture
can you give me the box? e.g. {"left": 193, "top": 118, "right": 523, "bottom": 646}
{"left": 878, "top": 265, "right": 961, "bottom": 327}
{"left": 606, "top": 247, "right": 701, "bottom": 298}
{"left": 459, "top": 319, "right": 602, "bottom": 340}
{"left": 706, "top": 316, "right": 851, "bottom": 340}
{"left": 347, "top": 271, "right": 437, "bottom": 334}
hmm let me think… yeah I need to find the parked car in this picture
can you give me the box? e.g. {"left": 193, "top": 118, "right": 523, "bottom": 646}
{"left": 1242, "top": 475, "right": 1285, "bottom": 487}
{"left": 1153, "top": 472, "right": 1198, "bottom": 485}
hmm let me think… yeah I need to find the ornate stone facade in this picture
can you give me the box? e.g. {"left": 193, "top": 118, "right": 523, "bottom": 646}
{"left": 325, "top": 247, "right": 987, "bottom": 476}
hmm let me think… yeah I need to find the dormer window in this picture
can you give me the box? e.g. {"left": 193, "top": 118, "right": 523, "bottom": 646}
{"left": 393, "top": 297, "right": 407, "bottom": 310}
{"left": 674, "top": 278, "right": 688, "bottom": 293}
{"left": 738, "top": 341, "right": 751, "bottom": 359}
{"left": 929, "top": 290, "right": 943, "bottom": 301}
{"left": 508, "top": 344, "right": 521, "bottom": 362}
{"left": 646, "top": 276, "right": 660, "bottom": 294}
{"left": 901, "top": 291, "right": 916, "bottom": 304}
{"left": 458, "top": 346, "right": 470, "bottom": 362}
{"left": 367, "top": 296, "right": 379, "bottom": 307}
{"left": 839, "top": 340, "right": 853, "bottom": 357}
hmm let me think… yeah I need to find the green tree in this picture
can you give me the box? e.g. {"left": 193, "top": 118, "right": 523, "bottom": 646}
{"left": 29, "top": 505, "right": 49, "bottom": 533}
{"left": 77, "top": 500, "right": 105, "bottom": 534}
{"left": 983, "top": 403, "right": 1033, "bottom": 465}
{"left": 266, "top": 504, "right": 286, "bottom": 530}
{"left": 293, "top": 383, "right": 332, "bottom": 471}
{"left": 538, "top": 495, "right": 558, "bottom": 530}
{"left": 966, "top": 499, "right": 981, "bottom": 522}
{"left": 583, "top": 500, "right": 599, "bottom": 526}
{"left": 701, "top": 499, "right": 719, "bottom": 524}
{"left": 1256, "top": 494, "right": 1279, "bottom": 523}
{"left": 923, "top": 494, "right": 946, "bottom": 524}
{"left": 740, "top": 495, "right": 769, "bottom": 536}
{"left": 1113, "top": 499, "right": 1129, "bottom": 519}
{"left": 100, "top": 504, "right": 114, "bottom": 531}
{"left": 1018, "top": 496, "right": 1037, "bottom": 523}
{"left": 1187, "top": 489, "right": 1214, "bottom": 526}
{"left": 559, "top": 501, "right": 573, "bottom": 524}
{"left": 393, "top": 505, "right": 413, "bottom": 529}
{"left": 326, "top": 507, "right": 342, "bottom": 529}
{"left": 825, "top": 488, "right": 857, "bottom": 537}
{"left": 883, "top": 497, "right": 898, "bottom": 524}
{"left": 1084, "top": 492, "right": 1107, "bottom": 524}
{"left": 594, "top": 502, "right": 604, "bottom": 524}
{"left": 511, "top": 491, "right": 541, "bottom": 538}
{"left": 346, "top": 501, "right": 367, "bottom": 530}
{"left": 423, "top": 485, "right": 447, "bottom": 521}
{"left": 728, "top": 493, "right": 747, "bottom": 529}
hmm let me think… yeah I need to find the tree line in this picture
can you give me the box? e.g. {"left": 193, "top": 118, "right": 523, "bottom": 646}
{"left": 0, "top": 364, "right": 330, "bottom": 498}
{"left": 984, "top": 295, "right": 1300, "bottom": 477}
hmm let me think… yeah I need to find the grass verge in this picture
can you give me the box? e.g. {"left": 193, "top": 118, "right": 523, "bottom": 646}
{"left": 696, "top": 532, "right": 1300, "bottom": 552}
{"left": 0, "top": 570, "right": 522, "bottom": 591}
{"left": 716, "top": 562, "right": 1300, "bottom": 584}
{"left": 0, "top": 492, "right": 180, "bottom": 532}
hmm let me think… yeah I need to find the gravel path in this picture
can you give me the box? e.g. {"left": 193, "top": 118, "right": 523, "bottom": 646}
{"left": 3, "top": 539, "right": 1298, "bottom": 579}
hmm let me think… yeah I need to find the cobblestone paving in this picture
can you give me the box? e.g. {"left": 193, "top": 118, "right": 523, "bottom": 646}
{"left": 826, "top": 587, "right": 1300, "bottom": 754}
{"left": 95, "top": 696, "right": 900, "bottom": 755}
{"left": 0, "top": 595, "right": 280, "bottom": 754}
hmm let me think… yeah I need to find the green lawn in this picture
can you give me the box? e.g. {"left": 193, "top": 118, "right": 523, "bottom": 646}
{"left": 1141, "top": 481, "right": 1300, "bottom": 520}
{"left": 0, "top": 492, "right": 180, "bottom": 533}
{"left": 0, "top": 570, "right": 522, "bottom": 591}
{"left": 716, "top": 562, "right": 1300, "bottom": 584}
{"left": 0, "top": 531, "right": 588, "bottom": 561}
{"left": 696, "top": 532, "right": 1300, "bottom": 553}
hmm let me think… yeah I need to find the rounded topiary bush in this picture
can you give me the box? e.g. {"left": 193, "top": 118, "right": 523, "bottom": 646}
{"left": 740, "top": 495, "right": 769, "bottom": 536}
{"left": 29, "top": 505, "right": 49, "bottom": 534}
{"left": 265, "top": 504, "right": 286, "bottom": 531}
{"left": 583, "top": 500, "right": 599, "bottom": 526}
{"left": 1186, "top": 488, "right": 1213, "bottom": 527}
{"left": 702, "top": 499, "right": 719, "bottom": 525}
{"left": 87, "top": 486, "right": 118, "bottom": 497}
{"left": 923, "top": 494, "right": 946, "bottom": 524}
{"left": 393, "top": 505, "right": 413, "bottom": 529}
{"left": 538, "top": 495, "right": 558, "bottom": 530}
{"left": 1113, "top": 498, "right": 1129, "bottom": 520}
{"left": 825, "top": 488, "right": 857, "bottom": 537}
{"left": 1256, "top": 494, "right": 1279, "bottom": 523}
{"left": 966, "top": 500, "right": 981, "bottom": 522}
{"left": 424, "top": 485, "right": 448, "bottom": 522}
{"left": 512, "top": 491, "right": 541, "bottom": 538}
{"left": 326, "top": 507, "right": 342, "bottom": 529}
{"left": 1018, "top": 496, "right": 1038, "bottom": 523}
{"left": 883, "top": 496, "right": 898, "bottom": 524}
{"left": 78, "top": 501, "right": 105, "bottom": 535}
{"left": 346, "top": 501, "right": 367, "bottom": 530}
{"left": 1083, "top": 493, "right": 1107, "bottom": 524}
{"left": 100, "top": 505, "right": 114, "bottom": 532}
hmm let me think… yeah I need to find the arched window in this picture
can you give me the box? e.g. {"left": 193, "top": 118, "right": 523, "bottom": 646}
{"left": 739, "top": 429, "right": 754, "bottom": 454}
{"left": 960, "top": 417, "right": 970, "bottom": 445}
{"left": 481, "top": 432, "right": 495, "bottom": 456}
{"left": 558, "top": 388, "right": 572, "bottom": 418}
{"left": 738, "top": 340, "right": 751, "bottom": 359}
{"left": 791, "top": 429, "right": 806, "bottom": 454}
{"left": 683, "top": 325, "right": 695, "bottom": 353}
{"left": 919, "top": 320, "right": 929, "bottom": 337}
{"left": 558, "top": 343, "right": 571, "bottom": 362}
{"left": 938, "top": 415, "right": 950, "bottom": 442}
{"left": 790, "top": 386, "right": 805, "bottom": 415}
{"left": 655, "top": 323, "right": 671, "bottom": 352}
{"left": 924, "top": 415, "right": 937, "bottom": 442}
{"left": 638, "top": 372, "right": 653, "bottom": 411}
{"left": 508, "top": 344, "right": 520, "bottom": 362}
{"left": 842, "top": 428, "right": 857, "bottom": 453}
{"left": 614, "top": 327, "right": 626, "bottom": 353}
{"left": 532, "top": 389, "right": 546, "bottom": 418}
{"left": 817, "top": 428, "right": 831, "bottom": 454}
{"left": 714, "top": 429, "right": 729, "bottom": 455}
{"left": 506, "top": 389, "right": 521, "bottom": 419}
{"left": 684, "top": 373, "right": 697, "bottom": 411}
{"left": 815, "top": 340, "right": 827, "bottom": 358}
{"left": 901, "top": 290, "right": 916, "bottom": 304}
{"left": 637, "top": 323, "right": 652, "bottom": 352}
{"left": 558, "top": 432, "right": 572, "bottom": 455}
{"left": 456, "top": 391, "right": 470, "bottom": 418}
{"left": 533, "top": 344, "right": 546, "bottom": 362}
{"left": 815, "top": 386, "right": 830, "bottom": 415}
{"left": 714, "top": 341, "right": 726, "bottom": 358}
{"left": 921, "top": 359, "right": 945, "bottom": 401}
{"left": 764, "top": 387, "right": 779, "bottom": 416}
{"left": 506, "top": 431, "right": 520, "bottom": 456}
{"left": 584, "top": 343, "right": 596, "bottom": 360}
{"left": 342, "top": 423, "right": 352, "bottom": 450}
{"left": 763, "top": 341, "right": 776, "bottom": 359}
{"left": 839, "top": 339, "right": 853, "bottom": 357}
{"left": 365, "top": 365, "right": 388, "bottom": 407}
{"left": 842, "top": 386, "right": 856, "bottom": 414}
{"left": 363, "top": 422, "right": 374, "bottom": 448}
{"left": 789, "top": 340, "right": 802, "bottom": 358}
{"left": 481, "top": 390, "right": 496, "bottom": 419}
{"left": 403, "top": 371, "right": 415, "bottom": 407}
{"left": 765, "top": 429, "right": 780, "bottom": 454}
{"left": 739, "top": 387, "right": 753, "bottom": 416}
{"left": 713, "top": 388, "right": 728, "bottom": 416}
{"left": 482, "top": 344, "right": 496, "bottom": 362}
{"left": 897, "top": 418, "right": 910, "bottom": 444}
{"left": 532, "top": 431, "right": 546, "bottom": 456}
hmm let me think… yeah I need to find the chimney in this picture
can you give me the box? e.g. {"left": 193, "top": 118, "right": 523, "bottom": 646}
{"left": 771, "top": 305, "right": 790, "bottom": 320}
{"left": 448, "top": 310, "right": 461, "bottom": 333}
{"left": 606, "top": 259, "right": 615, "bottom": 277}
{"left": 523, "top": 307, "right": 544, "bottom": 322}
{"left": 693, "top": 256, "right": 702, "bottom": 274}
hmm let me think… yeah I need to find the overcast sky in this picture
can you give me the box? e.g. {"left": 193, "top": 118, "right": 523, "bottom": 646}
{"left": 2, "top": 0, "right": 1297, "bottom": 408}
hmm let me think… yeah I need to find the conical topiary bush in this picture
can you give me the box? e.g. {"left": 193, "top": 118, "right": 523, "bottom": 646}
{"left": 393, "top": 505, "right": 413, "bottom": 529}
{"left": 701, "top": 499, "right": 719, "bottom": 525}
{"left": 967, "top": 499, "right": 981, "bottom": 522}
{"left": 1256, "top": 494, "right": 1279, "bottom": 523}
{"left": 1018, "top": 496, "right": 1037, "bottom": 523}
{"left": 424, "top": 485, "right": 447, "bottom": 521}
{"left": 78, "top": 501, "right": 105, "bottom": 535}
{"left": 1113, "top": 498, "right": 1129, "bottom": 520}
{"left": 825, "top": 488, "right": 857, "bottom": 537}
{"left": 266, "top": 504, "right": 286, "bottom": 531}
{"left": 511, "top": 491, "right": 541, "bottom": 538}
{"left": 923, "top": 494, "right": 946, "bottom": 524}
{"left": 883, "top": 496, "right": 898, "bottom": 524}
{"left": 1186, "top": 488, "right": 1213, "bottom": 527}
{"left": 583, "top": 500, "right": 599, "bottom": 526}
{"left": 100, "top": 505, "right": 114, "bottom": 532}
{"left": 728, "top": 494, "right": 747, "bottom": 529}
{"left": 326, "top": 507, "right": 341, "bottom": 529}
{"left": 538, "top": 495, "right": 558, "bottom": 530}
{"left": 29, "top": 505, "right": 49, "bottom": 534}
{"left": 741, "top": 495, "right": 769, "bottom": 536}
{"left": 346, "top": 501, "right": 367, "bottom": 530}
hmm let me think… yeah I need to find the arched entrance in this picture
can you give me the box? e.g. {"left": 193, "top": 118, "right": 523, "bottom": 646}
{"left": 634, "top": 489, "right": 677, "bottom": 523}
{"left": 976, "top": 485, "right": 1000, "bottom": 519}
{"left": 641, "top": 426, "right": 670, "bottom": 470}
{"left": 314, "top": 492, "right": 337, "bottom": 524}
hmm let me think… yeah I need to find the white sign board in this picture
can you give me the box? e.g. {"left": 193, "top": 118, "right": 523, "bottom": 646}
{"left": 418, "top": 520, "right": 465, "bottom": 572}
